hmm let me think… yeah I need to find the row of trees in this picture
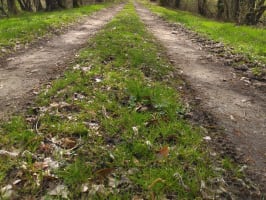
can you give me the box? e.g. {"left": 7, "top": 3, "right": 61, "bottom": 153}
{"left": 159, "top": 0, "right": 266, "bottom": 25}
{"left": 216, "top": 0, "right": 266, "bottom": 24}
{"left": 0, "top": 0, "right": 84, "bottom": 16}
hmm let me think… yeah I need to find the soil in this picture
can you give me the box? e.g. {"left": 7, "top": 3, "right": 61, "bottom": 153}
{"left": 135, "top": 3, "right": 266, "bottom": 196}
{"left": 0, "top": 4, "right": 123, "bottom": 119}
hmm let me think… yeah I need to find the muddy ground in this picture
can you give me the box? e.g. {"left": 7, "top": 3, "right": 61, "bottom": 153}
{"left": 0, "top": 4, "right": 124, "bottom": 119}
{"left": 135, "top": 3, "right": 266, "bottom": 195}
{"left": 0, "top": 2, "right": 265, "bottom": 197}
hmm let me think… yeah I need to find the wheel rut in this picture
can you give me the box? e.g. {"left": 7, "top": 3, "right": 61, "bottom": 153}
{"left": 135, "top": 2, "right": 266, "bottom": 194}
{"left": 0, "top": 4, "right": 124, "bottom": 119}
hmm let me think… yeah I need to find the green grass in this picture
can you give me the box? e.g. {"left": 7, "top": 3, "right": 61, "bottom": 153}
{"left": 0, "top": 2, "right": 245, "bottom": 199}
{"left": 141, "top": 0, "right": 266, "bottom": 64}
{"left": 0, "top": 3, "right": 112, "bottom": 55}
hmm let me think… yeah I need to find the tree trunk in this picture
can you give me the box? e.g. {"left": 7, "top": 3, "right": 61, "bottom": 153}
{"left": 73, "top": 0, "right": 79, "bottom": 7}
{"left": 7, "top": 0, "right": 19, "bottom": 14}
{"left": 34, "top": 0, "right": 43, "bottom": 11}
{"left": 240, "top": 0, "right": 266, "bottom": 25}
{"left": 18, "top": 0, "right": 35, "bottom": 11}
{"left": 45, "top": 0, "right": 64, "bottom": 11}
{"left": 175, "top": 0, "right": 180, "bottom": 8}
{"left": 217, "top": 0, "right": 224, "bottom": 18}
{"left": 0, "top": 0, "right": 8, "bottom": 16}
{"left": 198, "top": 0, "right": 207, "bottom": 16}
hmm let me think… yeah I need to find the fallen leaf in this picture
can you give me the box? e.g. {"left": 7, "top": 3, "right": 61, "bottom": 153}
{"left": 83, "top": 122, "right": 100, "bottom": 130}
{"left": 0, "top": 150, "right": 19, "bottom": 158}
{"left": 95, "top": 78, "right": 102, "bottom": 83}
{"left": 96, "top": 168, "right": 115, "bottom": 179}
{"left": 108, "top": 177, "right": 117, "bottom": 188}
{"left": 33, "top": 162, "right": 49, "bottom": 170}
{"left": 0, "top": 184, "right": 14, "bottom": 199}
{"left": 109, "top": 153, "right": 115, "bottom": 160}
{"left": 12, "top": 179, "right": 22, "bottom": 185}
{"left": 74, "top": 93, "right": 85, "bottom": 101}
{"left": 156, "top": 146, "right": 169, "bottom": 159}
{"left": 203, "top": 136, "right": 211, "bottom": 141}
{"left": 132, "top": 126, "right": 138, "bottom": 135}
{"left": 60, "top": 138, "right": 77, "bottom": 149}
{"left": 89, "top": 184, "right": 107, "bottom": 196}
{"left": 81, "top": 66, "right": 91, "bottom": 72}
{"left": 39, "top": 142, "right": 53, "bottom": 154}
{"left": 133, "top": 157, "right": 140, "bottom": 165}
{"left": 81, "top": 184, "right": 89, "bottom": 193}
{"left": 230, "top": 115, "right": 236, "bottom": 121}
{"left": 73, "top": 64, "right": 80, "bottom": 70}
{"left": 132, "top": 195, "right": 144, "bottom": 200}
{"left": 43, "top": 157, "right": 59, "bottom": 169}
{"left": 48, "top": 184, "right": 69, "bottom": 198}
{"left": 135, "top": 104, "right": 148, "bottom": 112}
{"left": 145, "top": 140, "right": 152, "bottom": 147}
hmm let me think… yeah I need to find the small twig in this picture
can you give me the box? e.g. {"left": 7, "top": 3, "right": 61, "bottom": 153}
{"left": 35, "top": 116, "right": 42, "bottom": 135}
{"left": 0, "top": 150, "right": 18, "bottom": 157}
{"left": 102, "top": 106, "right": 110, "bottom": 119}
{"left": 173, "top": 172, "right": 190, "bottom": 191}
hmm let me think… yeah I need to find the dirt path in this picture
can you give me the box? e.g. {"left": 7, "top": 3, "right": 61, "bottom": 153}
{"left": 135, "top": 3, "right": 266, "bottom": 192}
{"left": 0, "top": 4, "right": 123, "bottom": 119}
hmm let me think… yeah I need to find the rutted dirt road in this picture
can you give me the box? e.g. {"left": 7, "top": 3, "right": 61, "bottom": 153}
{"left": 0, "top": 4, "right": 123, "bottom": 118}
{"left": 135, "top": 3, "right": 266, "bottom": 193}
{"left": 0, "top": 1, "right": 265, "bottom": 196}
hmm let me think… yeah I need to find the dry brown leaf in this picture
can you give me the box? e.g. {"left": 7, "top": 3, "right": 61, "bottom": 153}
{"left": 156, "top": 146, "right": 169, "bottom": 159}
{"left": 132, "top": 195, "right": 144, "bottom": 200}
{"left": 33, "top": 162, "right": 49, "bottom": 170}
{"left": 135, "top": 104, "right": 148, "bottom": 112}
{"left": 48, "top": 184, "right": 69, "bottom": 198}
{"left": 39, "top": 142, "right": 53, "bottom": 154}
{"left": 133, "top": 157, "right": 140, "bottom": 165}
{"left": 60, "top": 138, "right": 77, "bottom": 149}
{"left": 95, "top": 168, "right": 115, "bottom": 179}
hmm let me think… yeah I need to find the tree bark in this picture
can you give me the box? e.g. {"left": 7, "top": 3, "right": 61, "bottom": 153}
{"left": 240, "top": 0, "right": 266, "bottom": 25}
{"left": 198, "top": 0, "right": 207, "bottom": 16}
{"left": 0, "top": 0, "right": 8, "bottom": 16}
{"left": 7, "top": 0, "right": 19, "bottom": 14}
{"left": 45, "top": 0, "right": 64, "bottom": 11}
{"left": 34, "top": 0, "right": 43, "bottom": 11}
{"left": 73, "top": 0, "right": 79, "bottom": 7}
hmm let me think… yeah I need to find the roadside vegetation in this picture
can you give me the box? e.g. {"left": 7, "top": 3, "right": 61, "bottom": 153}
{"left": 0, "top": 2, "right": 248, "bottom": 199}
{"left": 0, "top": 3, "right": 112, "bottom": 56}
{"left": 141, "top": 1, "right": 266, "bottom": 66}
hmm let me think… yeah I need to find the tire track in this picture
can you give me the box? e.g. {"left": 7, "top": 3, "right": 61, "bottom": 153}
{"left": 0, "top": 4, "right": 124, "bottom": 118}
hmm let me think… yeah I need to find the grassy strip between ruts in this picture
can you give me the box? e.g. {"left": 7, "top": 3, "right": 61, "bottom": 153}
{"left": 0, "top": 3, "right": 244, "bottom": 199}
{"left": 140, "top": 0, "right": 266, "bottom": 65}
{"left": 0, "top": 2, "right": 115, "bottom": 56}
